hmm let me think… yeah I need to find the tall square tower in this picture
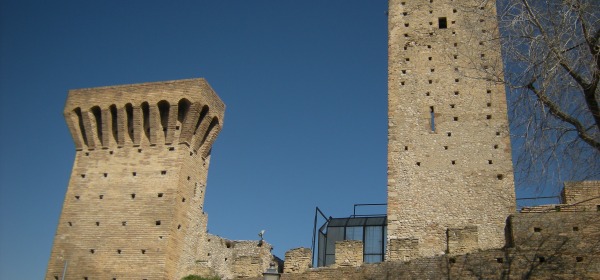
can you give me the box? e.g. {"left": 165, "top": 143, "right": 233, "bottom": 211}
{"left": 46, "top": 79, "right": 224, "bottom": 279}
{"left": 387, "top": 0, "right": 515, "bottom": 260}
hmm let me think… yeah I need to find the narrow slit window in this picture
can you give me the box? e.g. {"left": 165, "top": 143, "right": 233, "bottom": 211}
{"left": 438, "top": 17, "right": 447, "bottom": 29}
{"left": 430, "top": 106, "right": 435, "bottom": 132}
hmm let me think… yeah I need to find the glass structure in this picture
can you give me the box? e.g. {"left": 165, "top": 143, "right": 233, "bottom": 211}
{"left": 317, "top": 216, "right": 387, "bottom": 267}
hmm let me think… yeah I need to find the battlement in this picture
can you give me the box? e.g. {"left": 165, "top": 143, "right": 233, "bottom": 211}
{"left": 64, "top": 78, "right": 225, "bottom": 157}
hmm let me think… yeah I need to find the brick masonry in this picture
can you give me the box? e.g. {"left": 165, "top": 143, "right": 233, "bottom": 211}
{"left": 46, "top": 79, "right": 228, "bottom": 280}
{"left": 387, "top": 0, "right": 515, "bottom": 259}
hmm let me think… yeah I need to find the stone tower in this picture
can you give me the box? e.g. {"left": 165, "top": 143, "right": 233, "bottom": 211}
{"left": 387, "top": 0, "right": 515, "bottom": 260}
{"left": 46, "top": 79, "right": 224, "bottom": 280}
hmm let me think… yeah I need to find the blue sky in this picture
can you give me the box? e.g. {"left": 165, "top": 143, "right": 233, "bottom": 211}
{"left": 0, "top": 0, "right": 571, "bottom": 279}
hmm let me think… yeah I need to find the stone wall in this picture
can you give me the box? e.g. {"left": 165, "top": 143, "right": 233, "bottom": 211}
{"left": 270, "top": 211, "right": 600, "bottom": 280}
{"left": 562, "top": 181, "right": 600, "bottom": 210}
{"left": 284, "top": 248, "right": 312, "bottom": 274}
{"left": 387, "top": 0, "right": 515, "bottom": 259}
{"left": 194, "top": 235, "right": 276, "bottom": 279}
{"left": 334, "top": 240, "right": 363, "bottom": 268}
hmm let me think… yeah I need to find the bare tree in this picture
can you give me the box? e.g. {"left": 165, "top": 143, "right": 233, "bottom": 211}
{"left": 497, "top": 0, "right": 600, "bottom": 189}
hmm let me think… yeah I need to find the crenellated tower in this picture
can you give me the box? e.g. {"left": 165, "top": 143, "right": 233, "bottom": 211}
{"left": 46, "top": 78, "right": 225, "bottom": 280}
{"left": 387, "top": 0, "right": 516, "bottom": 260}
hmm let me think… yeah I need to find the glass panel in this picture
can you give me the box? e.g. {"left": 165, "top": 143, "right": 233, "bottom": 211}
{"left": 318, "top": 231, "right": 326, "bottom": 267}
{"left": 346, "top": 218, "right": 367, "bottom": 227}
{"left": 325, "top": 227, "right": 344, "bottom": 255}
{"left": 364, "top": 254, "right": 382, "bottom": 263}
{"left": 345, "top": 226, "right": 363, "bottom": 241}
{"left": 365, "top": 217, "right": 386, "bottom": 226}
{"left": 364, "top": 226, "right": 383, "bottom": 254}
{"left": 328, "top": 218, "right": 348, "bottom": 227}
{"left": 325, "top": 254, "right": 335, "bottom": 266}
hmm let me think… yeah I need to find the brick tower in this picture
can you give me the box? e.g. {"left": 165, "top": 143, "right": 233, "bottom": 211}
{"left": 387, "top": 0, "right": 515, "bottom": 260}
{"left": 46, "top": 79, "right": 225, "bottom": 279}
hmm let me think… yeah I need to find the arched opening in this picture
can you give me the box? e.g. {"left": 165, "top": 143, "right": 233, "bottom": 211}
{"left": 193, "top": 105, "right": 209, "bottom": 135}
{"left": 125, "top": 103, "right": 134, "bottom": 143}
{"left": 158, "top": 100, "right": 170, "bottom": 140}
{"left": 73, "top": 107, "right": 88, "bottom": 147}
{"left": 90, "top": 106, "right": 103, "bottom": 146}
{"left": 177, "top": 98, "right": 191, "bottom": 129}
{"left": 109, "top": 104, "right": 118, "bottom": 144}
{"left": 200, "top": 117, "right": 219, "bottom": 147}
{"left": 141, "top": 102, "right": 151, "bottom": 142}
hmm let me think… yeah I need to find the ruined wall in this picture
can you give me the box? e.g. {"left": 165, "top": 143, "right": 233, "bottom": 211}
{"left": 387, "top": 0, "right": 515, "bottom": 259}
{"left": 284, "top": 248, "right": 312, "bottom": 274}
{"left": 334, "top": 241, "right": 363, "bottom": 268}
{"left": 193, "top": 235, "right": 275, "bottom": 279}
{"left": 45, "top": 79, "right": 225, "bottom": 280}
{"left": 270, "top": 211, "right": 600, "bottom": 280}
{"left": 562, "top": 181, "right": 600, "bottom": 210}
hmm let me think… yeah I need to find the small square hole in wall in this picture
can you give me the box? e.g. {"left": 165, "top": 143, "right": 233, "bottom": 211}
{"left": 405, "top": 146, "right": 409, "bottom": 150}
{"left": 496, "top": 258, "right": 503, "bottom": 263}
{"left": 535, "top": 227, "right": 544, "bottom": 233}
{"left": 117, "top": 249, "right": 121, "bottom": 254}
{"left": 401, "top": 1, "right": 405, "bottom": 5}
{"left": 68, "top": 222, "right": 72, "bottom": 226}
{"left": 403, "top": 12, "right": 407, "bottom": 16}
{"left": 401, "top": 81, "right": 405, "bottom": 85}
{"left": 453, "top": 117, "right": 458, "bottom": 121}
{"left": 85, "top": 152, "right": 89, "bottom": 156}
{"left": 96, "top": 222, "right": 100, "bottom": 226}
{"left": 449, "top": 257, "right": 456, "bottom": 263}
{"left": 572, "top": 226, "right": 579, "bottom": 231}
{"left": 454, "top": 91, "right": 459, "bottom": 95}
{"left": 453, "top": 9, "right": 457, "bottom": 13}
{"left": 142, "top": 249, "right": 146, "bottom": 254}
{"left": 576, "top": 256, "right": 583, "bottom": 262}
{"left": 176, "top": 125, "right": 180, "bottom": 130}
{"left": 488, "top": 160, "right": 493, "bottom": 164}
{"left": 444, "top": 146, "right": 448, "bottom": 150}
{"left": 406, "top": 58, "right": 410, "bottom": 61}
{"left": 538, "top": 256, "right": 545, "bottom": 262}
{"left": 161, "top": 170, "right": 167, "bottom": 175}
{"left": 99, "top": 195, "right": 104, "bottom": 199}
{"left": 416, "top": 162, "right": 421, "bottom": 166}
{"left": 452, "top": 31, "right": 456, "bottom": 35}
{"left": 596, "top": 205, "right": 600, "bottom": 211}
{"left": 451, "top": 20, "right": 455, "bottom": 24}
{"left": 402, "top": 70, "right": 406, "bottom": 74}
{"left": 494, "top": 144, "right": 499, "bottom": 149}
{"left": 131, "top": 193, "right": 135, "bottom": 199}
{"left": 429, "top": 32, "right": 434, "bottom": 36}
{"left": 103, "top": 173, "right": 108, "bottom": 177}
{"left": 486, "top": 115, "right": 492, "bottom": 119}
{"left": 428, "top": 80, "right": 433, "bottom": 84}
{"left": 427, "top": 45, "right": 432, "bottom": 49}
{"left": 190, "top": 152, "right": 193, "bottom": 156}
{"left": 178, "top": 224, "right": 181, "bottom": 229}
{"left": 447, "top": 132, "right": 452, "bottom": 137}
{"left": 187, "top": 176, "right": 191, "bottom": 181}
{"left": 182, "top": 198, "right": 186, "bottom": 202}
{"left": 132, "top": 172, "right": 137, "bottom": 176}
{"left": 453, "top": 55, "right": 458, "bottom": 59}
{"left": 451, "top": 160, "right": 456, "bottom": 165}
{"left": 81, "top": 174, "right": 86, "bottom": 178}
{"left": 168, "top": 147, "right": 175, "bottom": 151}
{"left": 85, "top": 277, "right": 89, "bottom": 280}
{"left": 455, "top": 78, "right": 460, "bottom": 83}
{"left": 497, "top": 174, "right": 504, "bottom": 180}
{"left": 138, "top": 149, "right": 142, "bottom": 153}
{"left": 404, "top": 33, "right": 409, "bottom": 37}
{"left": 156, "top": 220, "right": 161, "bottom": 225}
{"left": 430, "top": 68, "right": 435, "bottom": 73}
{"left": 403, "top": 46, "right": 408, "bottom": 50}
{"left": 90, "top": 249, "right": 95, "bottom": 254}
{"left": 54, "top": 276, "right": 58, "bottom": 280}
{"left": 404, "top": 23, "right": 409, "bottom": 27}
{"left": 487, "top": 89, "right": 492, "bottom": 94}
{"left": 426, "top": 92, "right": 430, "bottom": 96}
{"left": 122, "top": 221, "right": 127, "bottom": 226}
{"left": 482, "top": 29, "right": 487, "bottom": 33}
{"left": 487, "top": 103, "right": 492, "bottom": 107}
{"left": 496, "top": 131, "right": 501, "bottom": 136}
{"left": 479, "top": 41, "right": 484, "bottom": 45}
{"left": 109, "top": 151, "right": 113, "bottom": 155}
{"left": 429, "top": 22, "right": 433, "bottom": 25}
{"left": 454, "top": 67, "right": 459, "bottom": 71}
{"left": 428, "top": 57, "right": 432, "bottom": 61}
{"left": 453, "top": 43, "right": 457, "bottom": 47}
{"left": 481, "top": 54, "right": 485, "bottom": 58}
{"left": 450, "top": 104, "right": 456, "bottom": 108}
{"left": 158, "top": 193, "right": 164, "bottom": 197}
{"left": 438, "top": 17, "right": 447, "bottom": 29}
{"left": 75, "top": 195, "right": 80, "bottom": 200}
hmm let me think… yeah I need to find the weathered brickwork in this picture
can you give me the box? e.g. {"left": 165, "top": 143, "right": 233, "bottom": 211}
{"left": 333, "top": 241, "right": 363, "bottom": 268}
{"left": 46, "top": 79, "right": 226, "bottom": 280}
{"left": 283, "top": 248, "right": 312, "bottom": 274}
{"left": 387, "top": 0, "right": 515, "bottom": 259}
{"left": 562, "top": 181, "right": 600, "bottom": 210}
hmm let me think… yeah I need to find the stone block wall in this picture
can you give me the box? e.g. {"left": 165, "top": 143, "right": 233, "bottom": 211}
{"left": 562, "top": 181, "right": 600, "bottom": 210}
{"left": 284, "top": 248, "right": 312, "bottom": 274}
{"left": 387, "top": 0, "right": 515, "bottom": 259}
{"left": 447, "top": 226, "right": 478, "bottom": 256}
{"left": 334, "top": 240, "right": 363, "bottom": 267}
